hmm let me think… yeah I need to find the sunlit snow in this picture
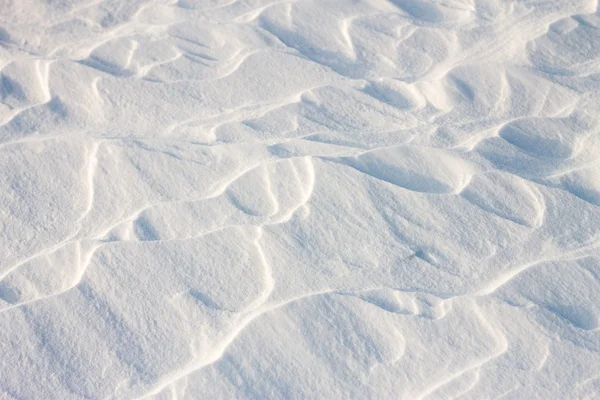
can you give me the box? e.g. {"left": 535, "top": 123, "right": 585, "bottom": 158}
{"left": 1, "top": 0, "right": 600, "bottom": 398}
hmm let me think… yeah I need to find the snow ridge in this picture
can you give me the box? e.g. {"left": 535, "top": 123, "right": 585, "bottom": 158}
{"left": 1, "top": 0, "right": 600, "bottom": 398}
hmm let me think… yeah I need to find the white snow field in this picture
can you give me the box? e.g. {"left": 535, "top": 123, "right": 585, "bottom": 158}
{"left": 1, "top": 0, "right": 600, "bottom": 398}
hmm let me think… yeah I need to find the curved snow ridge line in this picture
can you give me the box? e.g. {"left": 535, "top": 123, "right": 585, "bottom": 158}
{"left": 75, "top": 140, "right": 101, "bottom": 227}
{"left": 474, "top": 244, "right": 600, "bottom": 297}
{"left": 137, "top": 288, "right": 514, "bottom": 399}
{"left": 133, "top": 289, "right": 346, "bottom": 399}
{"left": 460, "top": 170, "right": 547, "bottom": 228}
{"left": 0, "top": 155, "right": 315, "bottom": 314}
{"left": 0, "top": 138, "right": 99, "bottom": 276}
{"left": 110, "top": 156, "right": 314, "bottom": 239}
{"left": 414, "top": 302, "right": 509, "bottom": 400}
{"left": 0, "top": 59, "right": 55, "bottom": 131}
{"left": 67, "top": 150, "right": 314, "bottom": 238}
{"left": 0, "top": 240, "right": 102, "bottom": 313}
{"left": 324, "top": 145, "right": 475, "bottom": 194}
{"left": 133, "top": 286, "right": 468, "bottom": 399}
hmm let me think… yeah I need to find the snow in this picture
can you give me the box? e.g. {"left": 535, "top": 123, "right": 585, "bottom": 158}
{"left": 1, "top": 0, "right": 600, "bottom": 398}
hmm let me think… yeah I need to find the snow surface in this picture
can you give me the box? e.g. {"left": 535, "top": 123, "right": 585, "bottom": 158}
{"left": 1, "top": 0, "right": 600, "bottom": 398}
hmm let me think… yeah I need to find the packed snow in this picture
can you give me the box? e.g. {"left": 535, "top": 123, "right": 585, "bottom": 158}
{"left": 1, "top": 0, "right": 600, "bottom": 398}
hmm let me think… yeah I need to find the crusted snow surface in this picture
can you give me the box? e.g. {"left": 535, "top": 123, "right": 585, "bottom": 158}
{"left": 1, "top": 0, "right": 600, "bottom": 399}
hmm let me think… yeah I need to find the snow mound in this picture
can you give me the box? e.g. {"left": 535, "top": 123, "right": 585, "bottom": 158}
{"left": 1, "top": 0, "right": 600, "bottom": 398}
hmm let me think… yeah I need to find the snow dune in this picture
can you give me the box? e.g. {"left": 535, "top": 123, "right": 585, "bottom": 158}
{"left": 1, "top": 0, "right": 600, "bottom": 398}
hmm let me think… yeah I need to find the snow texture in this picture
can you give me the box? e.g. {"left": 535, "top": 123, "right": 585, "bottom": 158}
{"left": 1, "top": 0, "right": 600, "bottom": 398}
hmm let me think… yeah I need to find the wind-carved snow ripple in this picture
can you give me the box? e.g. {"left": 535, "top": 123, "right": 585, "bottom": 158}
{"left": 1, "top": 0, "right": 600, "bottom": 399}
